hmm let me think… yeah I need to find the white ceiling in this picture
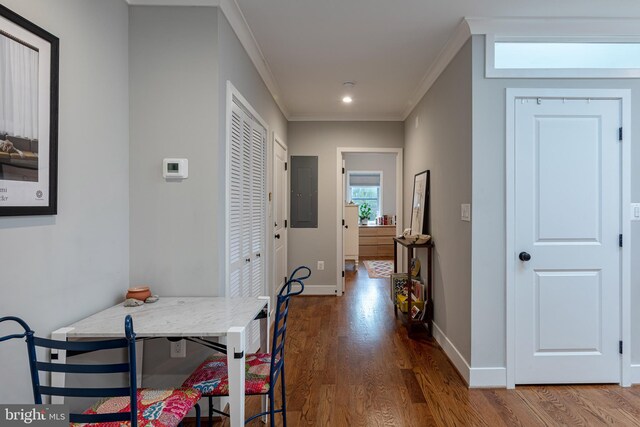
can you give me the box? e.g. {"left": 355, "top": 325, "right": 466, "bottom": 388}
{"left": 128, "top": 0, "right": 640, "bottom": 120}
{"left": 234, "top": 0, "right": 640, "bottom": 120}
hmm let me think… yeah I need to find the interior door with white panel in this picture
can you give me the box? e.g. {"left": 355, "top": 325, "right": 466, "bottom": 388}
{"left": 515, "top": 97, "right": 621, "bottom": 384}
{"left": 227, "top": 96, "right": 266, "bottom": 354}
{"left": 273, "top": 138, "right": 288, "bottom": 304}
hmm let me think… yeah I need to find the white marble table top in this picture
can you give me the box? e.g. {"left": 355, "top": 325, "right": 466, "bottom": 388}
{"left": 65, "top": 297, "right": 267, "bottom": 338}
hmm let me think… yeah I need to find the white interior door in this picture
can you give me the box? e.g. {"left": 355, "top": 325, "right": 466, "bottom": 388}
{"left": 227, "top": 93, "right": 266, "bottom": 353}
{"left": 342, "top": 158, "right": 346, "bottom": 291}
{"left": 273, "top": 138, "right": 288, "bottom": 301}
{"left": 514, "top": 97, "right": 621, "bottom": 384}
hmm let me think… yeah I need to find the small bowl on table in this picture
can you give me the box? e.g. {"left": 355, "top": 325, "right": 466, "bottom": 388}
{"left": 126, "top": 286, "right": 151, "bottom": 302}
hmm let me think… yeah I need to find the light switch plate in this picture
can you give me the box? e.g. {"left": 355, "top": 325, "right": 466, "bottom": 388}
{"left": 461, "top": 204, "right": 471, "bottom": 222}
{"left": 632, "top": 203, "right": 640, "bottom": 221}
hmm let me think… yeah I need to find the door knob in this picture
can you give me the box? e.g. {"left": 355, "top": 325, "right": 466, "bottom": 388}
{"left": 275, "top": 234, "right": 281, "bottom": 239}
{"left": 345, "top": 225, "right": 349, "bottom": 229}
{"left": 519, "top": 252, "right": 531, "bottom": 261}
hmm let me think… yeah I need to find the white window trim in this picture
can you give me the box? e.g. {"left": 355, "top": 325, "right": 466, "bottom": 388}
{"left": 486, "top": 34, "right": 640, "bottom": 78}
{"left": 346, "top": 170, "right": 383, "bottom": 218}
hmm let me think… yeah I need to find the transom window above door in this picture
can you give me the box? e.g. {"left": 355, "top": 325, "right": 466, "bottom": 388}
{"left": 348, "top": 172, "right": 382, "bottom": 220}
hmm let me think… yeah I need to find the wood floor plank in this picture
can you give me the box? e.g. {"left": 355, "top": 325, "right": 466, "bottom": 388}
{"left": 192, "top": 262, "right": 640, "bottom": 427}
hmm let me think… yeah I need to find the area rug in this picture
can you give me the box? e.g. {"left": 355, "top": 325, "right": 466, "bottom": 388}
{"left": 363, "top": 260, "right": 394, "bottom": 279}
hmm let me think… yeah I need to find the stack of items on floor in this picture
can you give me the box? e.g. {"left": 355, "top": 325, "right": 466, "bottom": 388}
{"left": 390, "top": 257, "right": 425, "bottom": 320}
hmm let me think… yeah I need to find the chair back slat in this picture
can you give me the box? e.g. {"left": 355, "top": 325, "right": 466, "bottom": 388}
{"left": 269, "top": 266, "right": 309, "bottom": 389}
{"left": 0, "top": 333, "right": 29, "bottom": 343}
{"left": 0, "top": 315, "right": 139, "bottom": 427}
{"left": 39, "top": 386, "right": 131, "bottom": 398}
{"left": 36, "top": 361, "right": 130, "bottom": 374}
{"left": 33, "top": 336, "right": 128, "bottom": 351}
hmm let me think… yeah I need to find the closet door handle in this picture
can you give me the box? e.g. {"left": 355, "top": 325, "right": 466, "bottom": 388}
{"left": 245, "top": 258, "right": 251, "bottom": 264}
{"left": 275, "top": 234, "right": 281, "bottom": 239}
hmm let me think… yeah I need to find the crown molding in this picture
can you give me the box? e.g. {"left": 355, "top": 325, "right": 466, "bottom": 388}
{"left": 401, "top": 19, "right": 472, "bottom": 120}
{"left": 126, "top": 0, "right": 290, "bottom": 119}
{"left": 218, "top": 0, "right": 289, "bottom": 118}
{"left": 466, "top": 16, "right": 640, "bottom": 37}
{"left": 288, "top": 114, "right": 404, "bottom": 122}
{"left": 126, "top": 0, "right": 219, "bottom": 5}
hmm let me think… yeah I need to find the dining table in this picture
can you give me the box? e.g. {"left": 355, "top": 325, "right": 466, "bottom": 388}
{"left": 50, "top": 296, "right": 271, "bottom": 427}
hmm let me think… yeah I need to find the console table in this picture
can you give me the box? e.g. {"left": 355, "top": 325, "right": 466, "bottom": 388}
{"left": 393, "top": 237, "right": 434, "bottom": 336}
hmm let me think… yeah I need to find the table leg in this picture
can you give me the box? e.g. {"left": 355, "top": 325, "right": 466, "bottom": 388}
{"left": 135, "top": 341, "right": 144, "bottom": 387}
{"left": 50, "top": 327, "right": 74, "bottom": 404}
{"left": 258, "top": 297, "right": 271, "bottom": 423}
{"left": 227, "top": 326, "right": 246, "bottom": 427}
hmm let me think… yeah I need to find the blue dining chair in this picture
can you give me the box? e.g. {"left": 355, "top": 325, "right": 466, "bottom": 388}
{"left": 0, "top": 314, "right": 201, "bottom": 427}
{"left": 182, "top": 266, "right": 310, "bottom": 427}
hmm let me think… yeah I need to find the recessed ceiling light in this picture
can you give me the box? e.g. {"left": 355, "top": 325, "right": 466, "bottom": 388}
{"left": 342, "top": 96, "right": 353, "bottom": 103}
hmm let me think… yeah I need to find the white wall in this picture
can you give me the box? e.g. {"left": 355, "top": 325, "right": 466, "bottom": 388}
{"left": 470, "top": 34, "right": 640, "bottom": 372}
{"left": 344, "top": 153, "right": 397, "bottom": 217}
{"left": 0, "top": 0, "right": 130, "bottom": 403}
{"left": 287, "top": 122, "right": 403, "bottom": 291}
{"left": 403, "top": 40, "right": 473, "bottom": 364}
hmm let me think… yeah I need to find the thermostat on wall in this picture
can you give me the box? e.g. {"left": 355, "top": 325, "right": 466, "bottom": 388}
{"left": 163, "top": 158, "right": 188, "bottom": 179}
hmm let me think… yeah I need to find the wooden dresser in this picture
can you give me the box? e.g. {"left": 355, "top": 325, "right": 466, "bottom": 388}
{"left": 359, "top": 225, "right": 396, "bottom": 258}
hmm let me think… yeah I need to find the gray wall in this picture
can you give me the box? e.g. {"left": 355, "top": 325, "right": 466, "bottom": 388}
{"left": 129, "top": 6, "right": 219, "bottom": 299}
{"left": 287, "top": 122, "right": 404, "bottom": 291}
{"left": 129, "top": 5, "right": 220, "bottom": 388}
{"left": 129, "top": 6, "right": 288, "bottom": 387}
{"left": 0, "top": 0, "right": 130, "bottom": 403}
{"left": 470, "top": 35, "right": 640, "bottom": 368}
{"left": 217, "top": 9, "right": 288, "bottom": 302}
{"left": 344, "top": 153, "right": 397, "bottom": 216}
{"left": 404, "top": 40, "right": 473, "bottom": 362}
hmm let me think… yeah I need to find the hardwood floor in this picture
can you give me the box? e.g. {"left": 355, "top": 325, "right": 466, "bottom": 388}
{"left": 207, "top": 262, "right": 640, "bottom": 426}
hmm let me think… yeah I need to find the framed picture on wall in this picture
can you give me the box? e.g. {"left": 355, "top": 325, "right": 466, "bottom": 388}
{"left": 0, "top": 4, "right": 59, "bottom": 216}
{"left": 410, "top": 170, "right": 430, "bottom": 235}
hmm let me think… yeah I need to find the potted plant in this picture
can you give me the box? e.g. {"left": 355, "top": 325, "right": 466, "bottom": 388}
{"left": 358, "top": 202, "right": 372, "bottom": 225}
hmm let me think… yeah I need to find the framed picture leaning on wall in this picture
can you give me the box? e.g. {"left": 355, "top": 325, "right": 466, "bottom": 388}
{"left": 410, "top": 170, "right": 430, "bottom": 235}
{"left": 0, "top": 4, "right": 59, "bottom": 216}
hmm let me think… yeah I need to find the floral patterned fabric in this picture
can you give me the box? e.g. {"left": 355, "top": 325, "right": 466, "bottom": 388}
{"left": 182, "top": 353, "right": 275, "bottom": 396}
{"left": 72, "top": 388, "right": 201, "bottom": 427}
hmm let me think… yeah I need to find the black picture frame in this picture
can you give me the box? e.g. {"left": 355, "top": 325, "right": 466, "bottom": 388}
{"left": 0, "top": 4, "right": 59, "bottom": 216}
{"left": 410, "top": 170, "right": 430, "bottom": 235}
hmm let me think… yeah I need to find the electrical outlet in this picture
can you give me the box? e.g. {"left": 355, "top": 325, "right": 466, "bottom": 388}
{"left": 170, "top": 340, "right": 186, "bottom": 358}
{"left": 317, "top": 261, "right": 325, "bottom": 270}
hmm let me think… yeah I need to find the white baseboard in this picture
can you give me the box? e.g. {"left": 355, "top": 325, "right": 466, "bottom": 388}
{"left": 631, "top": 364, "right": 640, "bottom": 384}
{"left": 432, "top": 322, "right": 471, "bottom": 385}
{"left": 302, "top": 285, "right": 338, "bottom": 296}
{"left": 469, "top": 367, "right": 506, "bottom": 388}
{"left": 432, "top": 322, "right": 506, "bottom": 388}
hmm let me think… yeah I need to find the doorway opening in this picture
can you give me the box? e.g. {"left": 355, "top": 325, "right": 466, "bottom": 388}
{"left": 336, "top": 147, "right": 403, "bottom": 295}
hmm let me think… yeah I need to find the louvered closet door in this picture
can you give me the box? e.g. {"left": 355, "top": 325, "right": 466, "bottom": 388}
{"left": 227, "top": 98, "right": 266, "bottom": 353}
{"left": 228, "top": 106, "right": 244, "bottom": 298}
{"left": 248, "top": 125, "right": 266, "bottom": 351}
